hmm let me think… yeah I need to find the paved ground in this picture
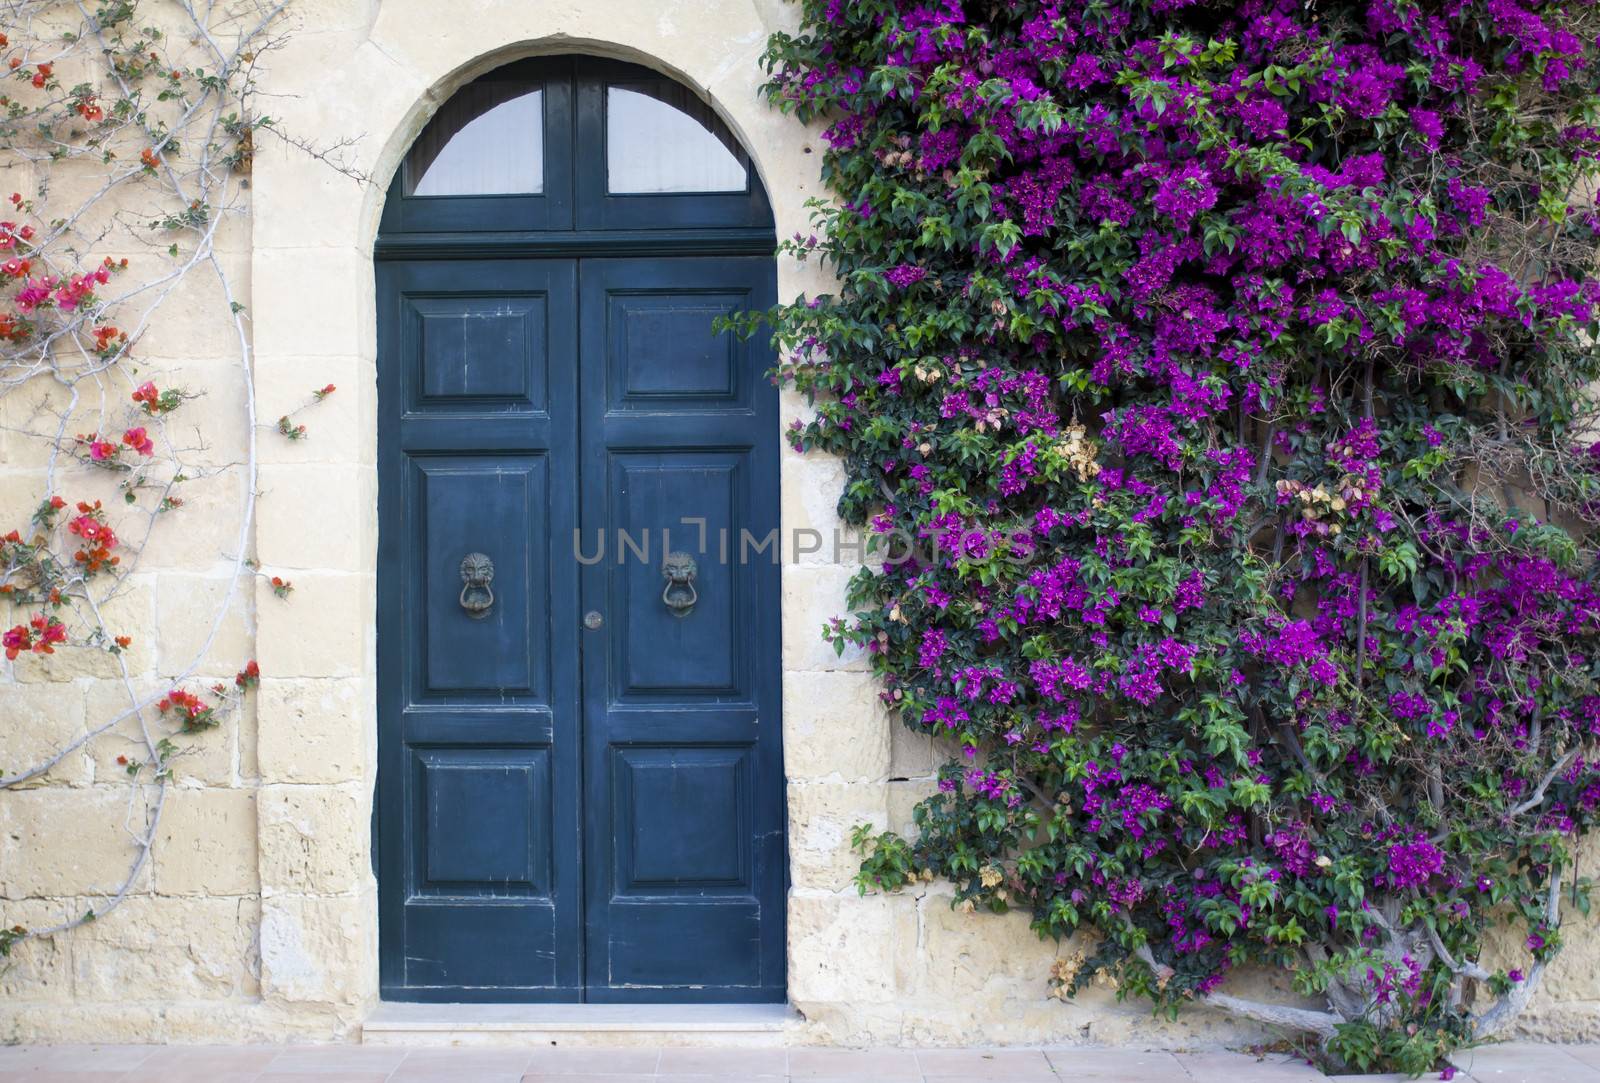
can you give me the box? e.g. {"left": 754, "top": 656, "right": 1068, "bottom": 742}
{"left": 0, "top": 1041, "right": 1592, "bottom": 1082}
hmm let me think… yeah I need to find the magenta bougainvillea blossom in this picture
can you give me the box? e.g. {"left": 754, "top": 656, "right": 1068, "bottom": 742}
{"left": 757, "top": 0, "right": 1600, "bottom": 1073}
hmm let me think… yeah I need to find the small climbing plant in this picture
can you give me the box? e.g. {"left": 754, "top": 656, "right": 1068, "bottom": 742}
{"left": 757, "top": 0, "right": 1600, "bottom": 1073}
{"left": 0, "top": 0, "right": 348, "bottom": 961}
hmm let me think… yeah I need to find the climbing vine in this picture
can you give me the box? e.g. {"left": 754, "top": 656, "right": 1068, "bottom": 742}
{"left": 759, "top": 0, "right": 1600, "bottom": 1073}
{"left": 0, "top": 0, "right": 345, "bottom": 962}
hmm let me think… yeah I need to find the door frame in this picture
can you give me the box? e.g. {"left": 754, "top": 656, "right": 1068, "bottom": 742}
{"left": 372, "top": 55, "right": 786, "bottom": 1004}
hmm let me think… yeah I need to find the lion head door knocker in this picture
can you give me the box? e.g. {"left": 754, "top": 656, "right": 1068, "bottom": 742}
{"left": 458, "top": 552, "right": 495, "bottom": 619}
{"left": 660, "top": 551, "right": 698, "bottom": 618}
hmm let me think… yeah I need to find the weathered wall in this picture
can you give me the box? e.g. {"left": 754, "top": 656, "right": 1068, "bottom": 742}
{"left": 2, "top": 0, "right": 1598, "bottom": 1046}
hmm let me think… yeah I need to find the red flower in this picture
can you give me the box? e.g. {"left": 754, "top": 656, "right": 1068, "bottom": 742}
{"left": 3, "top": 623, "right": 31, "bottom": 660}
{"left": 121, "top": 427, "right": 153, "bottom": 456}
{"left": 235, "top": 660, "right": 261, "bottom": 687}
{"left": 68, "top": 514, "right": 114, "bottom": 544}
{"left": 132, "top": 380, "right": 158, "bottom": 407}
{"left": 3, "top": 614, "right": 64, "bottom": 659}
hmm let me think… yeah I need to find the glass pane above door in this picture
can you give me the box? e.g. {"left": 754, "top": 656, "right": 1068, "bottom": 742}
{"left": 605, "top": 85, "right": 746, "bottom": 194}
{"left": 405, "top": 85, "right": 544, "bottom": 196}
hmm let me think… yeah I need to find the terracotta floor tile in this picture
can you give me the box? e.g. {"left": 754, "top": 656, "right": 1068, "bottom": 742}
{"left": 654, "top": 1048, "right": 787, "bottom": 1076}
{"left": 263, "top": 1047, "right": 411, "bottom": 1074}
{"left": 522, "top": 1049, "right": 660, "bottom": 1074}
{"left": 918, "top": 1047, "right": 1056, "bottom": 1080}
{"left": 135, "top": 1046, "right": 280, "bottom": 1072}
{"left": 251, "top": 1075, "right": 392, "bottom": 1083}
{"left": 519, "top": 1075, "right": 656, "bottom": 1083}
{"left": 118, "top": 1072, "right": 264, "bottom": 1083}
{"left": 395, "top": 1050, "right": 531, "bottom": 1071}
{"left": 27, "top": 1046, "right": 157, "bottom": 1073}
{"left": 787, "top": 1049, "right": 922, "bottom": 1080}
{"left": 389, "top": 1073, "right": 523, "bottom": 1083}
{"left": 1045, "top": 1048, "right": 1188, "bottom": 1079}
{"left": 1175, "top": 1050, "right": 1325, "bottom": 1082}
{"left": 1449, "top": 1043, "right": 1600, "bottom": 1083}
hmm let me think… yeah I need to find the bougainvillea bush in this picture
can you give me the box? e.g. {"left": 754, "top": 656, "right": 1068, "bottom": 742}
{"left": 758, "top": 0, "right": 1600, "bottom": 1072}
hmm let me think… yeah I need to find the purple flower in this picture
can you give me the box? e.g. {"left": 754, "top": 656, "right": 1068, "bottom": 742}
{"left": 1386, "top": 837, "right": 1445, "bottom": 889}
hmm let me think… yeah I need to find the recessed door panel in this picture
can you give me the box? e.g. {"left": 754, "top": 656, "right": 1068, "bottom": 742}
{"left": 415, "top": 748, "right": 552, "bottom": 896}
{"left": 415, "top": 456, "right": 547, "bottom": 700}
{"left": 612, "top": 745, "right": 752, "bottom": 893}
{"left": 608, "top": 453, "right": 743, "bottom": 699}
{"left": 607, "top": 291, "right": 748, "bottom": 410}
{"left": 409, "top": 295, "right": 548, "bottom": 410}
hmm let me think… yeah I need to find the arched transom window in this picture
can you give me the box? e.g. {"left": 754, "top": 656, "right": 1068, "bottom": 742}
{"left": 382, "top": 56, "right": 771, "bottom": 235}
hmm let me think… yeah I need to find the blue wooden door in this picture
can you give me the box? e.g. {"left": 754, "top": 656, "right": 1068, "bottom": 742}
{"left": 377, "top": 251, "right": 783, "bottom": 1001}
{"left": 578, "top": 258, "right": 784, "bottom": 1001}
{"left": 377, "top": 258, "right": 584, "bottom": 1000}
{"left": 377, "top": 52, "right": 783, "bottom": 1006}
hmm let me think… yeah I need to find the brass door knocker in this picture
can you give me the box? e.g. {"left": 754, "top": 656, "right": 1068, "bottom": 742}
{"left": 660, "top": 551, "right": 698, "bottom": 617}
{"left": 459, "top": 552, "right": 495, "bottom": 619}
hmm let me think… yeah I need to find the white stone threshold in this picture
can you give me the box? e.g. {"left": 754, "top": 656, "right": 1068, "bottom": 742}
{"left": 362, "top": 1002, "right": 800, "bottom": 1048}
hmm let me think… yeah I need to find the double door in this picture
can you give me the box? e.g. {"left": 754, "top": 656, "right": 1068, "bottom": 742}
{"left": 376, "top": 255, "right": 784, "bottom": 1002}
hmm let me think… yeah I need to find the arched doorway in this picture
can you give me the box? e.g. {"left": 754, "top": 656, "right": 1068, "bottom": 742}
{"left": 373, "top": 55, "right": 784, "bottom": 1004}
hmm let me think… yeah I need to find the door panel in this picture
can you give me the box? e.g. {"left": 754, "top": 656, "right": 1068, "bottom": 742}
{"left": 608, "top": 452, "right": 743, "bottom": 697}
{"left": 412, "top": 295, "right": 550, "bottom": 409}
{"left": 378, "top": 254, "right": 782, "bottom": 1003}
{"left": 579, "top": 258, "right": 784, "bottom": 1002}
{"left": 378, "top": 259, "right": 582, "bottom": 1001}
{"left": 415, "top": 456, "right": 545, "bottom": 697}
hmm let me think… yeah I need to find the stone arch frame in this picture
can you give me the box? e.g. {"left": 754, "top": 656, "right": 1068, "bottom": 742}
{"left": 247, "top": 0, "right": 890, "bottom": 1032}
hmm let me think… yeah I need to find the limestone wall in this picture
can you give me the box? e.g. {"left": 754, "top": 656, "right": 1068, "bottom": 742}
{"left": 1, "top": 0, "right": 1597, "bottom": 1046}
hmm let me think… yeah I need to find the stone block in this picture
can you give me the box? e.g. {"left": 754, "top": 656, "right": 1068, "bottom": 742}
{"left": 779, "top": 453, "right": 852, "bottom": 565}
{"left": 152, "top": 787, "right": 258, "bottom": 896}
{"left": 11, "top": 643, "right": 124, "bottom": 683}
{"left": 254, "top": 573, "right": 370, "bottom": 679}
{"left": 887, "top": 778, "right": 940, "bottom": 834}
{"left": 787, "top": 891, "right": 905, "bottom": 1004}
{"left": 781, "top": 563, "right": 868, "bottom": 672}
{"left": 71, "top": 895, "right": 259, "bottom": 1000}
{"left": 128, "top": 260, "right": 255, "bottom": 360}
{"left": 153, "top": 572, "right": 254, "bottom": 678}
{"left": 255, "top": 464, "right": 374, "bottom": 572}
{"left": 0, "top": 683, "right": 90, "bottom": 786}
{"left": 256, "top": 677, "right": 372, "bottom": 784}
{"left": 782, "top": 670, "right": 889, "bottom": 782}
{"left": 787, "top": 782, "right": 888, "bottom": 892}
{"left": 85, "top": 680, "right": 236, "bottom": 788}
{"left": 259, "top": 890, "right": 377, "bottom": 1005}
{"left": 254, "top": 355, "right": 373, "bottom": 468}
{"left": 258, "top": 784, "right": 370, "bottom": 895}
{"left": 0, "top": 897, "right": 81, "bottom": 1002}
{"left": 252, "top": 247, "right": 375, "bottom": 359}
{"left": 913, "top": 890, "right": 1056, "bottom": 999}
{"left": 0, "top": 787, "right": 152, "bottom": 899}
{"left": 889, "top": 722, "right": 936, "bottom": 779}
{"left": 136, "top": 471, "right": 252, "bottom": 572}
